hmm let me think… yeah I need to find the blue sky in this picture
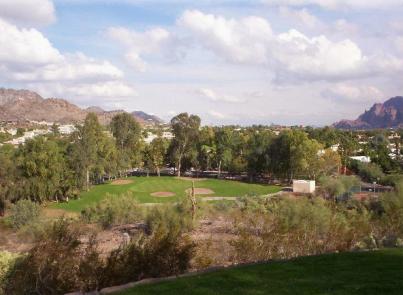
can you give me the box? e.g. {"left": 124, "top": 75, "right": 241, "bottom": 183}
{"left": 1, "top": 0, "right": 403, "bottom": 125}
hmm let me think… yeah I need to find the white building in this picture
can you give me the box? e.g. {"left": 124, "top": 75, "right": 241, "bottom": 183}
{"left": 59, "top": 124, "right": 76, "bottom": 135}
{"left": 144, "top": 132, "right": 158, "bottom": 144}
{"left": 293, "top": 180, "right": 316, "bottom": 194}
{"left": 350, "top": 156, "right": 371, "bottom": 163}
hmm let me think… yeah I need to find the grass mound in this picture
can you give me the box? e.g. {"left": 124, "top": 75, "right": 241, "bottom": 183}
{"left": 118, "top": 249, "right": 403, "bottom": 295}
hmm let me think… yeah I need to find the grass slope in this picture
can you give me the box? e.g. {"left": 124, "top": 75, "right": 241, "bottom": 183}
{"left": 53, "top": 176, "right": 281, "bottom": 212}
{"left": 119, "top": 249, "right": 403, "bottom": 295}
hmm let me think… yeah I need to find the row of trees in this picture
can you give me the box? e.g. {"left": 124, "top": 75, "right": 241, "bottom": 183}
{"left": 2, "top": 112, "right": 402, "bottom": 212}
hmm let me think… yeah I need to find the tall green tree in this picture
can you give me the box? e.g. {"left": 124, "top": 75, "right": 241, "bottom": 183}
{"left": 215, "top": 127, "right": 233, "bottom": 176}
{"left": 69, "top": 113, "right": 112, "bottom": 190}
{"left": 16, "top": 137, "right": 65, "bottom": 203}
{"left": 144, "top": 136, "right": 168, "bottom": 176}
{"left": 110, "top": 113, "right": 143, "bottom": 173}
{"left": 170, "top": 113, "right": 201, "bottom": 177}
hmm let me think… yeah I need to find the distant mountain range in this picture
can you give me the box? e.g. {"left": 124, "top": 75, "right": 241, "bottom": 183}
{"left": 333, "top": 96, "right": 403, "bottom": 129}
{"left": 0, "top": 88, "right": 163, "bottom": 125}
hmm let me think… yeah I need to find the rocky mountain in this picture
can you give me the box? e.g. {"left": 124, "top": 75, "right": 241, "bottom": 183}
{"left": 0, "top": 88, "right": 163, "bottom": 125}
{"left": 333, "top": 96, "right": 403, "bottom": 129}
{"left": 131, "top": 111, "right": 164, "bottom": 124}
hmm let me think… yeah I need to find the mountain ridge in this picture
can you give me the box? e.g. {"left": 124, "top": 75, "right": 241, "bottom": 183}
{"left": 0, "top": 88, "right": 163, "bottom": 125}
{"left": 333, "top": 96, "right": 403, "bottom": 129}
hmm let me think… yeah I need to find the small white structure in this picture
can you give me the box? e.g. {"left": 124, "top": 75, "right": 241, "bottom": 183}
{"left": 59, "top": 124, "right": 76, "bottom": 135}
{"left": 293, "top": 180, "right": 316, "bottom": 194}
{"left": 350, "top": 156, "right": 370, "bottom": 163}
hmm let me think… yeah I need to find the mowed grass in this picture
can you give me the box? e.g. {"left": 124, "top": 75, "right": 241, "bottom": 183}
{"left": 53, "top": 176, "right": 281, "bottom": 212}
{"left": 118, "top": 248, "right": 403, "bottom": 295}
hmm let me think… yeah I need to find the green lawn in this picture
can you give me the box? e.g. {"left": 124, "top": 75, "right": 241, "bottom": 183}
{"left": 118, "top": 249, "right": 403, "bottom": 295}
{"left": 53, "top": 176, "right": 281, "bottom": 212}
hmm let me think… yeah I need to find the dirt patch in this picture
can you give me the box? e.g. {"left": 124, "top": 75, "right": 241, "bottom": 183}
{"left": 186, "top": 188, "right": 215, "bottom": 195}
{"left": 43, "top": 208, "right": 79, "bottom": 219}
{"left": 111, "top": 179, "right": 133, "bottom": 185}
{"left": 150, "top": 191, "right": 176, "bottom": 197}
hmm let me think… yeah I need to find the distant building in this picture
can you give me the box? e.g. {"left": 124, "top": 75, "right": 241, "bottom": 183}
{"left": 293, "top": 180, "right": 315, "bottom": 193}
{"left": 350, "top": 156, "right": 371, "bottom": 163}
{"left": 59, "top": 124, "right": 76, "bottom": 135}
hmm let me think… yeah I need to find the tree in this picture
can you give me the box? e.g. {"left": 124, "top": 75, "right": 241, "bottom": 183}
{"left": 0, "top": 144, "right": 16, "bottom": 214}
{"left": 215, "top": 127, "right": 233, "bottom": 176}
{"left": 16, "top": 136, "right": 65, "bottom": 202}
{"left": 110, "top": 113, "right": 143, "bottom": 174}
{"left": 246, "top": 130, "right": 272, "bottom": 180}
{"left": 69, "top": 113, "right": 111, "bottom": 191}
{"left": 149, "top": 136, "right": 168, "bottom": 176}
{"left": 169, "top": 113, "right": 201, "bottom": 177}
{"left": 317, "top": 149, "right": 342, "bottom": 176}
{"left": 269, "top": 130, "right": 322, "bottom": 181}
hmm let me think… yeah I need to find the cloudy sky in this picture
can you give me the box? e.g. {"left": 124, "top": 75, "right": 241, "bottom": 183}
{"left": 1, "top": 0, "right": 403, "bottom": 125}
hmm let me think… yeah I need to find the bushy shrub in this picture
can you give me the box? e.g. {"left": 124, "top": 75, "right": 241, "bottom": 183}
{"left": 0, "top": 251, "right": 20, "bottom": 295}
{"left": 9, "top": 199, "right": 41, "bottom": 229}
{"left": 380, "top": 174, "right": 403, "bottom": 187}
{"left": 145, "top": 200, "right": 195, "bottom": 234}
{"left": 230, "top": 196, "right": 371, "bottom": 263}
{"left": 5, "top": 214, "right": 196, "bottom": 294}
{"left": 350, "top": 161, "right": 384, "bottom": 183}
{"left": 81, "top": 193, "right": 143, "bottom": 228}
{"left": 102, "top": 224, "right": 195, "bottom": 287}
{"left": 319, "top": 175, "right": 360, "bottom": 199}
{"left": 376, "top": 181, "right": 403, "bottom": 242}
{"left": 5, "top": 218, "right": 103, "bottom": 295}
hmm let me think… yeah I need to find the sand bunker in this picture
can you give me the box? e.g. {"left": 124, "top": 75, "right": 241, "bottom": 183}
{"left": 177, "top": 177, "right": 206, "bottom": 182}
{"left": 150, "top": 191, "right": 176, "bottom": 197}
{"left": 111, "top": 179, "right": 133, "bottom": 185}
{"left": 185, "top": 188, "right": 215, "bottom": 195}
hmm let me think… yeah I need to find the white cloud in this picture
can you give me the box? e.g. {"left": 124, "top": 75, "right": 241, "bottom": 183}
{"left": 106, "top": 26, "right": 181, "bottom": 71}
{"left": 395, "top": 37, "right": 403, "bottom": 53}
{"left": 178, "top": 10, "right": 273, "bottom": 64}
{"left": 0, "top": 0, "right": 56, "bottom": 26}
{"left": 0, "top": 18, "right": 134, "bottom": 103}
{"left": 208, "top": 110, "right": 228, "bottom": 119}
{"left": 279, "top": 7, "right": 322, "bottom": 28}
{"left": 0, "top": 19, "right": 123, "bottom": 83}
{"left": 30, "top": 81, "right": 136, "bottom": 98}
{"left": 262, "top": 0, "right": 403, "bottom": 10}
{"left": 197, "top": 88, "right": 244, "bottom": 103}
{"left": 179, "top": 10, "right": 372, "bottom": 83}
{"left": 8, "top": 53, "right": 124, "bottom": 82}
{"left": 322, "top": 83, "right": 383, "bottom": 103}
{"left": 0, "top": 18, "right": 62, "bottom": 67}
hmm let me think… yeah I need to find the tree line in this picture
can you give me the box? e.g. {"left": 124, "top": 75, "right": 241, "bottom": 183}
{"left": 1, "top": 112, "right": 402, "bottom": 213}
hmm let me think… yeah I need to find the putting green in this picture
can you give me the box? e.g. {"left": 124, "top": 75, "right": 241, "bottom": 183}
{"left": 52, "top": 176, "right": 282, "bottom": 212}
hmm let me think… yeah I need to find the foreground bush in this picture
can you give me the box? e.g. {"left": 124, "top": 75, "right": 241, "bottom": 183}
{"left": 0, "top": 251, "right": 20, "bottom": 295}
{"left": 102, "top": 224, "right": 195, "bottom": 287}
{"left": 145, "top": 199, "right": 196, "bottom": 234}
{"left": 9, "top": 199, "right": 41, "bottom": 229}
{"left": 5, "top": 219, "right": 102, "bottom": 294}
{"left": 81, "top": 193, "right": 143, "bottom": 228}
{"left": 5, "top": 215, "right": 196, "bottom": 294}
{"left": 230, "top": 196, "right": 371, "bottom": 263}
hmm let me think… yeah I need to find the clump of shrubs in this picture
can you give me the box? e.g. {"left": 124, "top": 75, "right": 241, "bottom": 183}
{"left": 0, "top": 251, "right": 20, "bottom": 295}
{"left": 81, "top": 193, "right": 144, "bottom": 228}
{"left": 145, "top": 199, "right": 198, "bottom": 234}
{"left": 102, "top": 224, "right": 195, "bottom": 287}
{"left": 5, "top": 214, "right": 196, "bottom": 295}
{"left": 318, "top": 175, "right": 360, "bottom": 200}
{"left": 9, "top": 199, "right": 41, "bottom": 229}
{"left": 230, "top": 196, "right": 372, "bottom": 263}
